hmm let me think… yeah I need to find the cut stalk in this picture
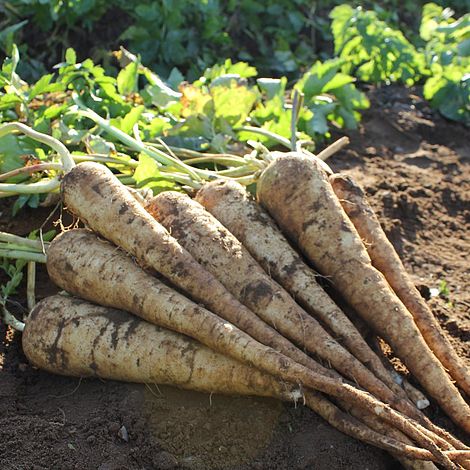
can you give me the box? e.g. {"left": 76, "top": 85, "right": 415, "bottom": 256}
{"left": 183, "top": 156, "right": 247, "bottom": 167}
{"left": 72, "top": 154, "right": 139, "bottom": 168}
{"left": 316, "top": 136, "right": 349, "bottom": 161}
{"left": 1, "top": 303, "right": 25, "bottom": 332}
{"left": 236, "top": 125, "right": 291, "bottom": 148}
{"left": 0, "top": 233, "right": 49, "bottom": 251}
{"left": 0, "top": 249, "right": 46, "bottom": 263}
{"left": 0, "top": 122, "right": 75, "bottom": 172}
{"left": 0, "top": 163, "right": 63, "bottom": 181}
{"left": 0, "top": 178, "right": 60, "bottom": 195}
{"left": 26, "top": 262, "right": 36, "bottom": 311}
{"left": 72, "top": 97, "right": 204, "bottom": 182}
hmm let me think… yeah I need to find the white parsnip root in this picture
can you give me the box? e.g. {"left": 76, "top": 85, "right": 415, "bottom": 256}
{"left": 44, "top": 229, "right": 459, "bottom": 467}
{"left": 330, "top": 173, "right": 470, "bottom": 397}
{"left": 22, "top": 295, "right": 465, "bottom": 466}
{"left": 256, "top": 153, "right": 470, "bottom": 434}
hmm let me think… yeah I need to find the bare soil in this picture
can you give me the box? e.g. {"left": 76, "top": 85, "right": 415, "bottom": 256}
{"left": 0, "top": 85, "right": 468, "bottom": 469}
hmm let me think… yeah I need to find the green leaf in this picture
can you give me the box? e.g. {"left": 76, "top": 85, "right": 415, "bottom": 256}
{"left": 0, "top": 93, "right": 22, "bottom": 110}
{"left": 424, "top": 68, "right": 469, "bottom": 125}
{"left": 167, "top": 67, "right": 184, "bottom": 89}
{"left": 203, "top": 60, "right": 257, "bottom": 82}
{"left": 0, "top": 135, "right": 36, "bottom": 177}
{"left": 297, "top": 59, "right": 345, "bottom": 99}
{"left": 65, "top": 48, "right": 77, "bottom": 65}
{"left": 304, "top": 101, "right": 336, "bottom": 135}
{"left": 117, "top": 61, "right": 139, "bottom": 96}
{"left": 12, "top": 194, "right": 32, "bottom": 217}
{"left": 0, "top": 256, "right": 25, "bottom": 298}
{"left": 0, "top": 21, "right": 28, "bottom": 53}
{"left": 133, "top": 153, "right": 176, "bottom": 194}
{"left": 10, "top": 44, "right": 20, "bottom": 77}
{"left": 257, "top": 77, "right": 287, "bottom": 100}
{"left": 143, "top": 83, "right": 180, "bottom": 109}
{"left": 212, "top": 82, "right": 258, "bottom": 127}
{"left": 144, "top": 116, "right": 172, "bottom": 138}
{"left": 142, "top": 68, "right": 181, "bottom": 98}
{"left": 458, "top": 38, "right": 470, "bottom": 57}
{"left": 84, "top": 135, "right": 116, "bottom": 156}
{"left": 29, "top": 74, "right": 63, "bottom": 99}
{"left": 420, "top": 3, "right": 445, "bottom": 41}
{"left": 168, "top": 114, "right": 213, "bottom": 140}
{"left": 133, "top": 153, "right": 159, "bottom": 184}
{"left": 331, "top": 6, "right": 425, "bottom": 85}
{"left": 323, "top": 73, "right": 356, "bottom": 92}
{"left": 111, "top": 106, "right": 144, "bottom": 135}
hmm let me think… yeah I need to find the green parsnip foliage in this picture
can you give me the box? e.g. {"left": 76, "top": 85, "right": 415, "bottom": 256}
{"left": 420, "top": 4, "right": 469, "bottom": 124}
{"left": 0, "top": 46, "right": 368, "bottom": 207}
{"left": 296, "top": 59, "right": 369, "bottom": 134}
{"left": 5, "top": 1, "right": 467, "bottom": 80}
{"left": 0, "top": 230, "right": 54, "bottom": 299}
{"left": 0, "top": 1, "right": 468, "bottom": 207}
{"left": 330, "top": 3, "right": 469, "bottom": 124}
{"left": 331, "top": 5, "right": 426, "bottom": 85}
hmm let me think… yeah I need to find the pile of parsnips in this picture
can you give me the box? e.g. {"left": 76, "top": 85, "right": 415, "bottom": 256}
{"left": 22, "top": 154, "right": 470, "bottom": 469}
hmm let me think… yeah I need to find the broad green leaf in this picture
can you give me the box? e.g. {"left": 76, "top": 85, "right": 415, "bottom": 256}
{"left": 133, "top": 153, "right": 160, "bottom": 184}
{"left": 167, "top": 67, "right": 184, "bottom": 89}
{"left": 203, "top": 60, "right": 257, "bottom": 82}
{"left": 168, "top": 114, "right": 213, "bottom": 140}
{"left": 84, "top": 135, "right": 116, "bottom": 156}
{"left": 133, "top": 153, "right": 176, "bottom": 194}
{"left": 161, "top": 135, "right": 208, "bottom": 151}
{"left": 144, "top": 116, "right": 172, "bottom": 138}
{"left": 424, "top": 68, "right": 469, "bottom": 125}
{"left": 117, "top": 61, "right": 139, "bottom": 95}
{"left": 180, "top": 84, "right": 214, "bottom": 118}
{"left": 111, "top": 105, "right": 144, "bottom": 135}
{"left": 65, "top": 48, "right": 77, "bottom": 65}
{"left": 211, "top": 74, "right": 242, "bottom": 87}
{"left": 257, "top": 77, "right": 287, "bottom": 100}
{"left": 0, "top": 93, "right": 22, "bottom": 110}
{"left": 458, "top": 38, "right": 470, "bottom": 57}
{"left": 43, "top": 103, "right": 69, "bottom": 119}
{"left": 142, "top": 68, "right": 181, "bottom": 98}
{"left": 143, "top": 82, "right": 180, "bottom": 108}
{"left": 420, "top": 3, "right": 445, "bottom": 41}
{"left": 304, "top": 101, "right": 336, "bottom": 136}
{"left": 0, "top": 134, "right": 37, "bottom": 177}
{"left": 238, "top": 111, "right": 292, "bottom": 148}
{"left": 323, "top": 73, "right": 356, "bottom": 92}
{"left": 297, "top": 59, "right": 345, "bottom": 99}
{"left": 29, "top": 74, "right": 63, "bottom": 99}
{"left": 212, "top": 82, "right": 258, "bottom": 126}
{"left": 0, "top": 21, "right": 28, "bottom": 53}
{"left": 250, "top": 95, "right": 285, "bottom": 124}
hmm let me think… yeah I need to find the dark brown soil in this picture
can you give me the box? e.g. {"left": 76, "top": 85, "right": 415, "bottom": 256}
{"left": 1, "top": 85, "right": 469, "bottom": 469}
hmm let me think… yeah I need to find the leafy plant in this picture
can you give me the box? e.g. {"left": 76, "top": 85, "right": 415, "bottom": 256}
{"left": 0, "top": 46, "right": 369, "bottom": 213}
{"left": 424, "top": 65, "right": 469, "bottom": 124}
{"left": 420, "top": 3, "right": 469, "bottom": 124}
{"left": 330, "top": 5, "right": 426, "bottom": 85}
{"left": 0, "top": 229, "right": 54, "bottom": 300}
{"left": 296, "top": 58, "right": 369, "bottom": 136}
{"left": 329, "top": 3, "right": 469, "bottom": 124}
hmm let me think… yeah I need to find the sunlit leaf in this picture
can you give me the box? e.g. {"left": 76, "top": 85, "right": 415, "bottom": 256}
{"left": 133, "top": 153, "right": 176, "bottom": 194}
{"left": 212, "top": 82, "right": 258, "bottom": 126}
{"left": 117, "top": 61, "right": 139, "bottom": 96}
